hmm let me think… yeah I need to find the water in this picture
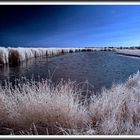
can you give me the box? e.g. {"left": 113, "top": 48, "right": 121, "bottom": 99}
{"left": 0, "top": 51, "right": 140, "bottom": 94}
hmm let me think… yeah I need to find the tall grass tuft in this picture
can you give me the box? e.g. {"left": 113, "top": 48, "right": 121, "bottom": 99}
{"left": 89, "top": 71, "right": 140, "bottom": 135}
{"left": 8, "top": 49, "right": 21, "bottom": 65}
{"left": 0, "top": 79, "right": 89, "bottom": 135}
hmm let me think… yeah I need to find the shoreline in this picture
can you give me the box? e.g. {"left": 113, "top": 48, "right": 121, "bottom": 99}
{"left": 116, "top": 52, "right": 140, "bottom": 58}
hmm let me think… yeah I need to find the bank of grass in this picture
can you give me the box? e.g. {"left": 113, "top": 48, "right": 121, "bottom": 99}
{"left": 0, "top": 47, "right": 99, "bottom": 66}
{"left": 0, "top": 72, "right": 140, "bottom": 135}
{"left": 0, "top": 47, "right": 115, "bottom": 66}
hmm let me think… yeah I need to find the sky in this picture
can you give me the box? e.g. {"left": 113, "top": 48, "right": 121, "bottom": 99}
{"left": 0, "top": 5, "right": 140, "bottom": 48}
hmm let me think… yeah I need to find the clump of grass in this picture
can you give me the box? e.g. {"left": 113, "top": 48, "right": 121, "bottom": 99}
{"left": 89, "top": 72, "right": 140, "bottom": 135}
{"left": 8, "top": 49, "right": 21, "bottom": 65}
{"left": 0, "top": 51, "right": 4, "bottom": 65}
{"left": 0, "top": 79, "right": 89, "bottom": 135}
{"left": 0, "top": 72, "right": 140, "bottom": 135}
{"left": 0, "top": 50, "right": 9, "bottom": 65}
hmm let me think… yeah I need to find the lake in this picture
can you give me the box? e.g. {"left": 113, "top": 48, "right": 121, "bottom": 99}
{"left": 0, "top": 51, "right": 140, "bottom": 94}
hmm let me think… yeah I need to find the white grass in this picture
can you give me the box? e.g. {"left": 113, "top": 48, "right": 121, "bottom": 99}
{"left": 0, "top": 47, "right": 99, "bottom": 66}
{"left": 89, "top": 72, "right": 140, "bottom": 135}
{"left": 0, "top": 72, "right": 139, "bottom": 135}
{"left": 0, "top": 79, "right": 89, "bottom": 135}
{"left": 0, "top": 47, "right": 111, "bottom": 66}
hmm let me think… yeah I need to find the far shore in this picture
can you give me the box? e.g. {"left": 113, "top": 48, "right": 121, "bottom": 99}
{"left": 115, "top": 49, "right": 140, "bottom": 58}
{"left": 116, "top": 52, "right": 140, "bottom": 58}
{"left": 1, "top": 46, "right": 140, "bottom": 67}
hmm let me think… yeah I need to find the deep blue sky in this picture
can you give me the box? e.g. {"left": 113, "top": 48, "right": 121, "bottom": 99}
{"left": 1, "top": 5, "right": 140, "bottom": 48}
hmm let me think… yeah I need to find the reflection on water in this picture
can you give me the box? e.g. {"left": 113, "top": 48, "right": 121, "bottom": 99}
{"left": 0, "top": 52, "right": 140, "bottom": 94}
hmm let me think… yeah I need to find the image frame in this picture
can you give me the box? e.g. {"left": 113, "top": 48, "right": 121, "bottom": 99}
{"left": 0, "top": 0, "right": 140, "bottom": 139}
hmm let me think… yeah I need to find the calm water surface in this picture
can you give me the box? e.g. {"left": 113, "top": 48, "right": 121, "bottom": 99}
{"left": 0, "top": 51, "right": 140, "bottom": 94}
